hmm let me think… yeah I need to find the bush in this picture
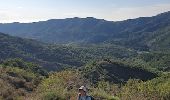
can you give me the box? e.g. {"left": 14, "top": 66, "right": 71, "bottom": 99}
{"left": 119, "top": 74, "right": 170, "bottom": 100}
{"left": 43, "top": 92, "right": 65, "bottom": 100}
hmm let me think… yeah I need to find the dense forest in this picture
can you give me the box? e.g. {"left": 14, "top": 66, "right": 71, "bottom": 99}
{"left": 0, "top": 11, "right": 170, "bottom": 100}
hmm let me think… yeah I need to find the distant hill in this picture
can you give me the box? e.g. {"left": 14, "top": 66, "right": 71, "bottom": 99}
{"left": 0, "top": 11, "right": 170, "bottom": 50}
{"left": 0, "top": 32, "right": 138, "bottom": 71}
{"left": 0, "top": 32, "right": 85, "bottom": 71}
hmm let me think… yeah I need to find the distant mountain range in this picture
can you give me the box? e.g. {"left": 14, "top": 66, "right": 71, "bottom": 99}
{"left": 0, "top": 11, "right": 170, "bottom": 51}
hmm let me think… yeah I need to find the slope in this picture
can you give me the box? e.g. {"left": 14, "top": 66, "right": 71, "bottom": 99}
{"left": 0, "top": 11, "right": 170, "bottom": 51}
{"left": 81, "top": 60, "right": 158, "bottom": 84}
{"left": 0, "top": 32, "right": 138, "bottom": 71}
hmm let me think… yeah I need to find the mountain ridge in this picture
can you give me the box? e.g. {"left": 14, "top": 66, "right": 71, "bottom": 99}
{"left": 0, "top": 11, "right": 169, "bottom": 49}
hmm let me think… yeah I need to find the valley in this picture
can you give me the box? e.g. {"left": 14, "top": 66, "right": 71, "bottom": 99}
{"left": 0, "top": 11, "right": 170, "bottom": 100}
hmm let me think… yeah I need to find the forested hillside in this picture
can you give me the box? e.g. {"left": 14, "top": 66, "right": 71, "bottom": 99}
{"left": 0, "top": 11, "right": 170, "bottom": 51}
{"left": 0, "top": 11, "right": 170, "bottom": 100}
{"left": 81, "top": 60, "right": 158, "bottom": 84}
{"left": 0, "top": 32, "right": 139, "bottom": 71}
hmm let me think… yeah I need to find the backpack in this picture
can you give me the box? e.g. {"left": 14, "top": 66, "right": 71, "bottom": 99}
{"left": 87, "top": 96, "right": 94, "bottom": 100}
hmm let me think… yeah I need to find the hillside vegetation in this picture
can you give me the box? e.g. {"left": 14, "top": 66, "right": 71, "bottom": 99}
{"left": 0, "top": 32, "right": 138, "bottom": 71}
{"left": 0, "top": 11, "right": 170, "bottom": 100}
{"left": 0, "top": 59, "right": 47, "bottom": 100}
{"left": 0, "top": 11, "right": 170, "bottom": 51}
{"left": 81, "top": 60, "right": 157, "bottom": 84}
{"left": 0, "top": 59, "right": 169, "bottom": 100}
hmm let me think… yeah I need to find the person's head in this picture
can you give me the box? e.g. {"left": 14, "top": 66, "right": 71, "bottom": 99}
{"left": 78, "top": 86, "right": 87, "bottom": 96}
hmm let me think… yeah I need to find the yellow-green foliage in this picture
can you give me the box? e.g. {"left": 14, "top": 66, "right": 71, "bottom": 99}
{"left": 30, "top": 70, "right": 170, "bottom": 100}
{"left": 6, "top": 67, "right": 37, "bottom": 79}
{"left": 90, "top": 88, "right": 119, "bottom": 100}
{"left": 33, "top": 70, "right": 86, "bottom": 100}
{"left": 89, "top": 81, "right": 120, "bottom": 100}
{"left": 2, "top": 62, "right": 168, "bottom": 100}
{"left": 120, "top": 73, "right": 170, "bottom": 100}
{"left": 32, "top": 70, "right": 119, "bottom": 100}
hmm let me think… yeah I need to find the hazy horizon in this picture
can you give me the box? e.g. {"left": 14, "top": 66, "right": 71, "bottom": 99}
{"left": 0, "top": 0, "right": 170, "bottom": 23}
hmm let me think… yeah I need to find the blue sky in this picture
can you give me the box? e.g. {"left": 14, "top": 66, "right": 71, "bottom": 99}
{"left": 0, "top": 0, "right": 170, "bottom": 23}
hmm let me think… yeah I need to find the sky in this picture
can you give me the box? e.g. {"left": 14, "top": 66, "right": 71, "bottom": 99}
{"left": 0, "top": 0, "right": 170, "bottom": 23}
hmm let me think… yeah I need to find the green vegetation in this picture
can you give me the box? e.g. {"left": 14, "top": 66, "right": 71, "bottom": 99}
{"left": 31, "top": 70, "right": 120, "bottom": 100}
{"left": 80, "top": 60, "right": 157, "bottom": 84}
{"left": 0, "top": 32, "right": 138, "bottom": 71}
{"left": 1, "top": 58, "right": 48, "bottom": 76}
{"left": 0, "top": 59, "right": 169, "bottom": 100}
{"left": 0, "top": 11, "right": 170, "bottom": 99}
{"left": 0, "top": 59, "right": 47, "bottom": 100}
{"left": 0, "top": 11, "right": 170, "bottom": 51}
{"left": 119, "top": 73, "right": 170, "bottom": 100}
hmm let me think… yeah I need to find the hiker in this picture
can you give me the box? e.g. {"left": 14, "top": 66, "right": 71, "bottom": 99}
{"left": 77, "top": 86, "right": 94, "bottom": 100}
